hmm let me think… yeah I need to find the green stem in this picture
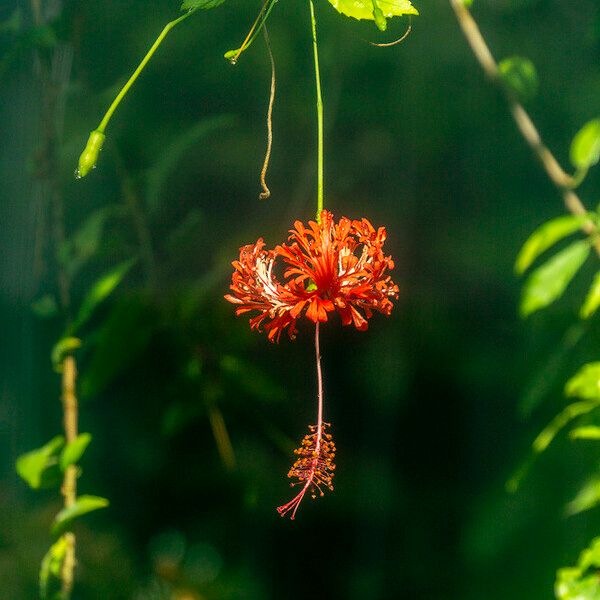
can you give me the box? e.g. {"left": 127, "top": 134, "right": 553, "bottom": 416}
{"left": 225, "top": 0, "right": 278, "bottom": 64}
{"left": 309, "top": 0, "right": 324, "bottom": 221}
{"left": 97, "top": 9, "right": 197, "bottom": 133}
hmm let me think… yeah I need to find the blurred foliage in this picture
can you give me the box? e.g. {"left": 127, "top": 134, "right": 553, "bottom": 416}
{"left": 2, "top": 0, "right": 600, "bottom": 599}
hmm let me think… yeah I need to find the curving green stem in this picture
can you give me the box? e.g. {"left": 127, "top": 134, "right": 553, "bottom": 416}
{"left": 309, "top": 0, "right": 324, "bottom": 222}
{"left": 98, "top": 9, "right": 196, "bottom": 133}
{"left": 77, "top": 9, "right": 197, "bottom": 178}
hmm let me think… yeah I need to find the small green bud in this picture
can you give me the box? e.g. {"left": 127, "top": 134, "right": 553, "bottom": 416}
{"left": 372, "top": 1, "right": 387, "bottom": 31}
{"left": 76, "top": 130, "right": 105, "bottom": 179}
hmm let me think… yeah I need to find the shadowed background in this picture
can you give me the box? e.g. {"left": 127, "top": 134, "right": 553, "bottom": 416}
{"left": 1, "top": 0, "right": 600, "bottom": 598}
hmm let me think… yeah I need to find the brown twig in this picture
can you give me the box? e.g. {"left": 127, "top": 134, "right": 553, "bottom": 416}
{"left": 449, "top": 0, "right": 600, "bottom": 251}
{"left": 60, "top": 355, "right": 78, "bottom": 598}
{"left": 259, "top": 26, "right": 276, "bottom": 200}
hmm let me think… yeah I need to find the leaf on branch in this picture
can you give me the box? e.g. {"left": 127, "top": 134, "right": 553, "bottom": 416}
{"left": 70, "top": 258, "right": 137, "bottom": 334}
{"left": 181, "top": 0, "right": 226, "bottom": 10}
{"left": 498, "top": 56, "right": 538, "bottom": 103}
{"left": 556, "top": 538, "right": 600, "bottom": 600}
{"left": 519, "top": 240, "right": 591, "bottom": 317}
{"left": 51, "top": 336, "right": 82, "bottom": 372}
{"left": 571, "top": 119, "right": 600, "bottom": 171}
{"left": 16, "top": 436, "right": 65, "bottom": 489}
{"left": 59, "top": 433, "right": 92, "bottom": 471}
{"left": 326, "top": 0, "right": 418, "bottom": 31}
{"left": 580, "top": 271, "right": 600, "bottom": 319}
{"left": 570, "top": 426, "right": 600, "bottom": 440}
{"left": 515, "top": 214, "right": 586, "bottom": 275}
{"left": 532, "top": 400, "right": 600, "bottom": 454}
{"left": 52, "top": 495, "right": 109, "bottom": 537}
{"left": 566, "top": 363, "right": 600, "bottom": 400}
{"left": 39, "top": 535, "right": 68, "bottom": 600}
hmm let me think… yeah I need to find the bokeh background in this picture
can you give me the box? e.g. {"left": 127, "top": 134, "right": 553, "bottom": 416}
{"left": 2, "top": 0, "right": 600, "bottom": 598}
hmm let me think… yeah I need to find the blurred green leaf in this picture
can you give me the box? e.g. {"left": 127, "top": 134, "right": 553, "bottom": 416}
{"left": 566, "top": 363, "right": 600, "bottom": 400}
{"left": 556, "top": 538, "right": 600, "bottom": 599}
{"left": 70, "top": 258, "right": 136, "bottom": 334}
{"left": 181, "top": 0, "right": 226, "bottom": 10}
{"left": 59, "top": 433, "right": 92, "bottom": 471}
{"left": 0, "top": 9, "right": 21, "bottom": 35}
{"left": 326, "top": 0, "right": 418, "bottom": 29}
{"left": 31, "top": 294, "right": 59, "bottom": 319}
{"left": 58, "top": 206, "right": 121, "bottom": 278}
{"left": 566, "top": 477, "right": 600, "bottom": 516}
{"left": 51, "top": 336, "right": 81, "bottom": 371}
{"left": 515, "top": 214, "right": 585, "bottom": 275}
{"left": 580, "top": 271, "right": 600, "bottom": 319}
{"left": 16, "top": 436, "right": 65, "bottom": 489}
{"left": 52, "top": 495, "right": 109, "bottom": 537}
{"left": 520, "top": 240, "right": 590, "bottom": 317}
{"left": 498, "top": 56, "right": 538, "bottom": 103}
{"left": 570, "top": 426, "right": 600, "bottom": 440}
{"left": 80, "top": 295, "right": 157, "bottom": 398}
{"left": 220, "top": 355, "right": 285, "bottom": 403}
{"left": 146, "top": 115, "right": 234, "bottom": 214}
{"left": 533, "top": 400, "right": 600, "bottom": 453}
{"left": 39, "top": 535, "right": 67, "bottom": 600}
{"left": 571, "top": 119, "right": 600, "bottom": 171}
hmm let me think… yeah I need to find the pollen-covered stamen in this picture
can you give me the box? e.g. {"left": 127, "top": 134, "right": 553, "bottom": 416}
{"left": 276, "top": 422, "right": 336, "bottom": 519}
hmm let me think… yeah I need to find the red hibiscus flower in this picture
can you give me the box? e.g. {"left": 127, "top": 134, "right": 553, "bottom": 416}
{"left": 225, "top": 210, "right": 399, "bottom": 341}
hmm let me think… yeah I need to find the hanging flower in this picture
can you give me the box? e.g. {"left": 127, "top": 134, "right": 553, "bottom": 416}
{"left": 225, "top": 210, "right": 399, "bottom": 341}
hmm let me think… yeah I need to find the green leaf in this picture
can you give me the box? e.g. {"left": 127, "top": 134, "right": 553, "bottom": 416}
{"left": 16, "top": 436, "right": 65, "bottom": 489}
{"left": 566, "top": 363, "right": 600, "bottom": 400}
{"left": 51, "top": 336, "right": 82, "bottom": 371}
{"left": 498, "top": 56, "right": 538, "bottom": 103}
{"left": 533, "top": 400, "right": 600, "bottom": 453}
{"left": 70, "top": 258, "right": 136, "bottom": 334}
{"left": 181, "top": 0, "right": 226, "bottom": 10}
{"left": 571, "top": 119, "right": 600, "bottom": 171}
{"left": 556, "top": 538, "right": 600, "bottom": 600}
{"left": 580, "top": 271, "right": 600, "bottom": 319}
{"left": 519, "top": 240, "right": 591, "bottom": 317}
{"left": 515, "top": 214, "right": 586, "bottom": 275}
{"left": 52, "top": 495, "right": 109, "bottom": 537}
{"left": 58, "top": 206, "right": 121, "bottom": 278}
{"left": 326, "top": 0, "right": 418, "bottom": 28}
{"left": 566, "top": 477, "right": 600, "bottom": 516}
{"left": 59, "top": 433, "right": 92, "bottom": 471}
{"left": 570, "top": 426, "right": 600, "bottom": 440}
{"left": 39, "top": 536, "right": 68, "bottom": 600}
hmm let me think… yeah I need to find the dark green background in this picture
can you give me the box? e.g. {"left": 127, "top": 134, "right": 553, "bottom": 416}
{"left": 2, "top": 0, "right": 600, "bottom": 598}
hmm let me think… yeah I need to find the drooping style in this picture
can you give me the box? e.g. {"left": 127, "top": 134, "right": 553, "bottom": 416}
{"left": 225, "top": 210, "right": 398, "bottom": 518}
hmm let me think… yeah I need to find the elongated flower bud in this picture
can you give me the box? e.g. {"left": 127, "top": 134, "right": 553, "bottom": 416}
{"left": 76, "top": 130, "right": 105, "bottom": 179}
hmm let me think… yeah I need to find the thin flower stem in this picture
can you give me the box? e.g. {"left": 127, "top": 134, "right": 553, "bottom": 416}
{"left": 97, "top": 9, "right": 197, "bottom": 134}
{"left": 309, "top": 0, "right": 324, "bottom": 222}
{"left": 448, "top": 0, "right": 600, "bottom": 254}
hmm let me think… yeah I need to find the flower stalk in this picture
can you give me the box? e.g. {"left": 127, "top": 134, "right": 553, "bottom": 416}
{"left": 309, "top": 0, "right": 324, "bottom": 221}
